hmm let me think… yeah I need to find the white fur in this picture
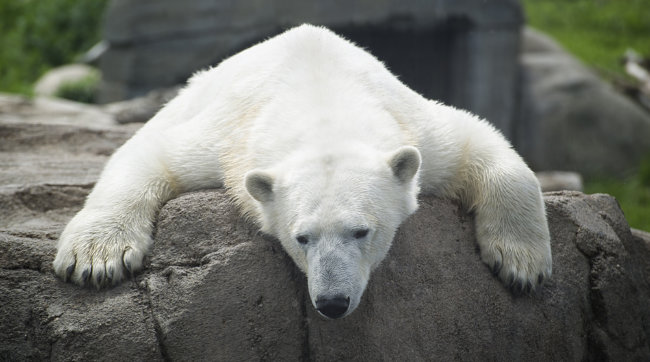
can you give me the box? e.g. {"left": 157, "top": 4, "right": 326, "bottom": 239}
{"left": 54, "top": 25, "right": 551, "bottom": 316}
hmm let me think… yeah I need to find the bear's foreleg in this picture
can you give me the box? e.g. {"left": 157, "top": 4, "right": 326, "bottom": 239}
{"left": 417, "top": 107, "right": 553, "bottom": 293}
{"left": 53, "top": 125, "right": 223, "bottom": 288}
{"left": 453, "top": 120, "right": 552, "bottom": 293}
{"left": 467, "top": 157, "right": 552, "bottom": 293}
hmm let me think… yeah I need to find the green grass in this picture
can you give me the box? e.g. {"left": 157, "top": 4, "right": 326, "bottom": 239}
{"left": 0, "top": 0, "right": 108, "bottom": 95}
{"left": 522, "top": 0, "right": 650, "bottom": 80}
{"left": 523, "top": 0, "right": 650, "bottom": 231}
{"left": 54, "top": 70, "right": 101, "bottom": 103}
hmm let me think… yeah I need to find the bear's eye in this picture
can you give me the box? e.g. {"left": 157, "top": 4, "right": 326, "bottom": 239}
{"left": 353, "top": 228, "right": 370, "bottom": 239}
{"left": 296, "top": 235, "right": 309, "bottom": 245}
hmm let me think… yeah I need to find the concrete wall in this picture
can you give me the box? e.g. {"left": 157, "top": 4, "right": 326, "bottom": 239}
{"left": 100, "top": 0, "right": 523, "bottom": 139}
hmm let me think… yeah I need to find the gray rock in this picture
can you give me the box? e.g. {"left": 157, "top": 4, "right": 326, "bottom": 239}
{"left": 0, "top": 93, "right": 159, "bottom": 361}
{"left": 631, "top": 228, "right": 650, "bottom": 288}
{"left": 147, "top": 191, "right": 307, "bottom": 361}
{"left": 0, "top": 93, "right": 140, "bottom": 231}
{"left": 0, "top": 263, "right": 162, "bottom": 361}
{"left": 2, "top": 188, "right": 649, "bottom": 360}
{"left": 517, "top": 28, "right": 650, "bottom": 177}
{"left": 103, "top": 86, "right": 180, "bottom": 124}
{"left": 632, "top": 228, "right": 650, "bottom": 246}
{"left": 308, "top": 191, "right": 650, "bottom": 360}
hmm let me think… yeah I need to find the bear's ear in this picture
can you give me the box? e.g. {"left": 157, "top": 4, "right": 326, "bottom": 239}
{"left": 245, "top": 170, "right": 275, "bottom": 203}
{"left": 387, "top": 146, "right": 421, "bottom": 183}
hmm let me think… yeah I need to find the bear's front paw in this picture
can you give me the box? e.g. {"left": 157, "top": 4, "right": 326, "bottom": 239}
{"left": 479, "top": 234, "right": 552, "bottom": 294}
{"left": 53, "top": 209, "right": 152, "bottom": 288}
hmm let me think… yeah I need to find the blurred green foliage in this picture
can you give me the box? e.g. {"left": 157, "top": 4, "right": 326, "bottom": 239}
{"left": 584, "top": 163, "right": 650, "bottom": 232}
{"left": 522, "top": 0, "right": 650, "bottom": 80}
{"left": 523, "top": 0, "right": 650, "bottom": 231}
{"left": 54, "top": 71, "right": 100, "bottom": 103}
{"left": 0, "top": 0, "right": 108, "bottom": 95}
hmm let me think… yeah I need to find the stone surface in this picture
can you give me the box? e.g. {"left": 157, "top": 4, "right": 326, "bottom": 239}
{"left": 0, "top": 94, "right": 159, "bottom": 361}
{"left": 517, "top": 27, "right": 650, "bottom": 177}
{"left": 1, "top": 93, "right": 649, "bottom": 360}
{"left": 103, "top": 86, "right": 180, "bottom": 124}
{"left": 99, "top": 0, "right": 523, "bottom": 139}
{"left": 2, "top": 189, "right": 650, "bottom": 360}
{"left": 146, "top": 192, "right": 307, "bottom": 361}
{"left": 0, "top": 93, "right": 140, "bottom": 231}
{"left": 307, "top": 192, "right": 650, "bottom": 360}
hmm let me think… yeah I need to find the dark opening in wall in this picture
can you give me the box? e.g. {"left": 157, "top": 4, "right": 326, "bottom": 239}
{"left": 333, "top": 17, "right": 472, "bottom": 106}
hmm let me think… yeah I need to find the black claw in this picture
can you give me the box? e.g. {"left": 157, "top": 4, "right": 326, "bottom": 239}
{"left": 538, "top": 273, "right": 544, "bottom": 285}
{"left": 124, "top": 260, "right": 132, "bottom": 274}
{"left": 107, "top": 266, "right": 115, "bottom": 284}
{"left": 65, "top": 264, "right": 75, "bottom": 280}
{"left": 508, "top": 278, "right": 535, "bottom": 296}
{"left": 510, "top": 281, "right": 524, "bottom": 297}
{"left": 81, "top": 268, "right": 90, "bottom": 284}
{"left": 525, "top": 281, "right": 533, "bottom": 294}
{"left": 123, "top": 248, "right": 133, "bottom": 275}
{"left": 491, "top": 261, "right": 502, "bottom": 276}
{"left": 95, "top": 270, "right": 104, "bottom": 285}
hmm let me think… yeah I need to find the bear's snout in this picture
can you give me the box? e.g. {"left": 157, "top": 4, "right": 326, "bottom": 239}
{"left": 315, "top": 294, "right": 350, "bottom": 319}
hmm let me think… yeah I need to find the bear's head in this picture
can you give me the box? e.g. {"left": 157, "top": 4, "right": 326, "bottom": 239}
{"left": 244, "top": 145, "right": 421, "bottom": 319}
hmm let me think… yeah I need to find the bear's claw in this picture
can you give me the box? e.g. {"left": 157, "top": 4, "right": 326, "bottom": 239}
{"left": 482, "top": 242, "right": 552, "bottom": 295}
{"left": 490, "top": 261, "right": 502, "bottom": 276}
{"left": 81, "top": 268, "right": 91, "bottom": 284}
{"left": 65, "top": 263, "right": 75, "bottom": 281}
{"left": 508, "top": 279, "right": 534, "bottom": 296}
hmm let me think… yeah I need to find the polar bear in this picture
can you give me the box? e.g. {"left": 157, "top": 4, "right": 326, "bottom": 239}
{"left": 53, "top": 25, "right": 552, "bottom": 319}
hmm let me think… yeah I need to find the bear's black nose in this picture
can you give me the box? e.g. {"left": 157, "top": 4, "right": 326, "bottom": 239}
{"left": 315, "top": 295, "right": 350, "bottom": 319}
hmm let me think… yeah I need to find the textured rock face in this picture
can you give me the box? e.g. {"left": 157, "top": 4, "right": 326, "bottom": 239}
{"left": 0, "top": 94, "right": 135, "bottom": 231}
{"left": 0, "top": 94, "right": 140, "bottom": 232}
{"left": 2, "top": 190, "right": 650, "bottom": 360}
{"left": 517, "top": 28, "right": 650, "bottom": 177}
{"left": 1, "top": 93, "right": 649, "bottom": 360}
{"left": 0, "top": 94, "right": 158, "bottom": 361}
